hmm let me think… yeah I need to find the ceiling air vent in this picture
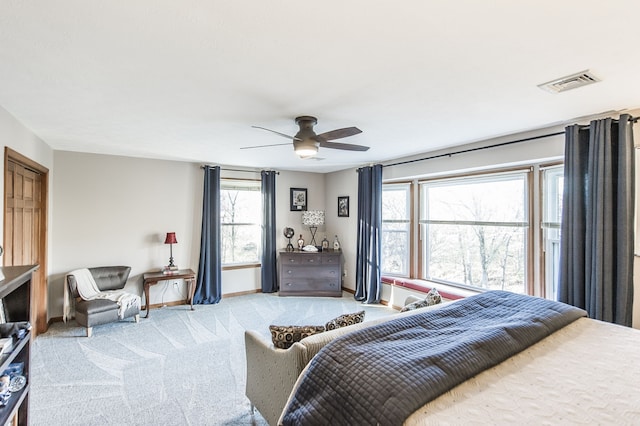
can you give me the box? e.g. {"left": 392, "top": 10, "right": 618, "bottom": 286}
{"left": 537, "top": 70, "right": 600, "bottom": 94}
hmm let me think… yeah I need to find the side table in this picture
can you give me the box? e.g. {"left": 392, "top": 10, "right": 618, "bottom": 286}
{"left": 142, "top": 268, "right": 196, "bottom": 318}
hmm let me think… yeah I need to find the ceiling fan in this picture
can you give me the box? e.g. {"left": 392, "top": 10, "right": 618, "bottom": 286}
{"left": 242, "top": 116, "right": 369, "bottom": 158}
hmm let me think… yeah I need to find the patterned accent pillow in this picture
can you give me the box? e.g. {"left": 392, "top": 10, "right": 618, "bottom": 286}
{"left": 425, "top": 287, "right": 442, "bottom": 305}
{"left": 325, "top": 310, "right": 366, "bottom": 331}
{"left": 400, "top": 288, "right": 442, "bottom": 312}
{"left": 269, "top": 325, "right": 325, "bottom": 349}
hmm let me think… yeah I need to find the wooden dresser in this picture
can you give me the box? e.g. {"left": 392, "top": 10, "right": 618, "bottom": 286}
{"left": 278, "top": 250, "right": 342, "bottom": 297}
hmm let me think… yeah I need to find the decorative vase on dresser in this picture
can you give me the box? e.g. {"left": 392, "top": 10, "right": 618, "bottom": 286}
{"left": 278, "top": 250, "right": 342, "bottom": 297}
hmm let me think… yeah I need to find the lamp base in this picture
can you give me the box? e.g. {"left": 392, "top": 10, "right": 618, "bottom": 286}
{"left": 308, "top": 226, "right": 318, "bottom": 246}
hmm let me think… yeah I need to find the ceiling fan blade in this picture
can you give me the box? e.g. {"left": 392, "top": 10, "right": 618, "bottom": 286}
{"left": 318, "top": 140, "right": 370, "bottom": 151}
{"left": 316, "top": 127, "right": 362, "bottom": 141}
{"left": 251, "top": 126, "right": 301, "bottom": 141}
{"left": 240, "top": 142, "right": 292, "bottom": 150}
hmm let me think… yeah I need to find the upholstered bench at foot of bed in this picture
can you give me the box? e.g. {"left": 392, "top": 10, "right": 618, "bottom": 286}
{"left": 245, "top": 296, "right": 448, "bottom": 426}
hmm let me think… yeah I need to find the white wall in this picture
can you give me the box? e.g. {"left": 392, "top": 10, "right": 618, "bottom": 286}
{"left": 0, "top": 105, "right": 54, "bottom": 248}
{"left": 325, "top": 123, "right": 640, "bottom": 328}
{"left": 325, "top": 169, "right": 358, "bottom": 291}
{"left": 275, "top": 171, "right": 326, "bottom": 249}
{"left": 49, "top": 154, "right": 327, "bottom": 319}
{"left": 3, "top": 103, "right": 638, "bottom": 327}
{"left": 324, "top": 127, "right": 568, "bottom": 301}
{"left": 0, "top": 106, "right": 55, "bottom": 308}
{"left": 50, "top": 151, "right": 202, "bottom": 317}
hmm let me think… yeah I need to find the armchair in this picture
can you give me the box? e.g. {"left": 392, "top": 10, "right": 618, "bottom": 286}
{"left": 66, "top": 266, "right": 140, "bottom": 337}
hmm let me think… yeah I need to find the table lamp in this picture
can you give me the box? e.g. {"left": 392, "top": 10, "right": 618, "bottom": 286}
{"left": 164, "top": 232, "right": 178, "bottom": 270}
{"left": 302, "top": 210, "right": 325, "bottom": 247}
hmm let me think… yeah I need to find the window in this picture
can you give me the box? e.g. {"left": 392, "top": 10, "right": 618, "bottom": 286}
{"left": 542, "top": 166, "right": 564, "bottom": 298}
{"left": 420, "top": 172, "right": 529, "bottom": 293}
{"left": 382, "top": 183, "right": 411, "bottom": 276}
{"left": 220, "top": 179, "right": 261, "bottom": 266}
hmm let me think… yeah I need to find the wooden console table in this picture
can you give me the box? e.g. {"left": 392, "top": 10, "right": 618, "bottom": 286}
{"left": 142, "top": 269, "right": 196, "bottom": 318}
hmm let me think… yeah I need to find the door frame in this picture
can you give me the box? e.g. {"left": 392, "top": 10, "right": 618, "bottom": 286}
{"left": 3, "top": 147, "right": 49, "bottom": 335}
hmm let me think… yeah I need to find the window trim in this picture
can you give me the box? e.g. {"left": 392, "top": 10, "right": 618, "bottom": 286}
{"left": 539, "top": 162, "right": 564, "bottom": 299}
{"left": 382, "top": 162, "right": 565, "bottom": 298}
{"left": 220, "top": 177, "right": 262, "bottom": 267}
{"left": 381, "top": 181, "right": 414, "bottom": 277}
{"left": 418, "top": 167, "right": 532, "bottom": 294}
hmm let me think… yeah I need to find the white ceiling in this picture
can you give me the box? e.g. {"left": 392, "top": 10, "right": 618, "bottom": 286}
{"left": 1, "top": 1, "right": 639, "bottom": 173}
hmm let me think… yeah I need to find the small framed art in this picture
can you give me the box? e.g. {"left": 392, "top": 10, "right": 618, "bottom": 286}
{"left": 290, "top": 188, "right": 307, "bottom": 211}
{"left": 338, "top": 196, "right": 349, "bottom": 217}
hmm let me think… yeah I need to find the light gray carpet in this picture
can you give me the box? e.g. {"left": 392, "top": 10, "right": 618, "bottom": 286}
{"left": 30, "top": 292, "right": 397, "bottom": 425}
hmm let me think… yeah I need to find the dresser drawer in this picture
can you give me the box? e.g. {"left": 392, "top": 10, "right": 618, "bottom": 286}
{"left": 281, "top": 265, "right": 340, "bottom": 279}
{"left": 279, "top": 253, "right": 322, "bottom": 265}
{"left": 321, "top": 254, "right": 341, "bottom": 265}
{"left": 279, "top": 278, "right": 341, "bottom": 296}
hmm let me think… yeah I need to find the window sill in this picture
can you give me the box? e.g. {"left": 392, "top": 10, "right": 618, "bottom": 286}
{"left": 381, "top": 276, "right": 479, "bottom": 300}
{"left": 222, "top": 263, "right": 261, "bottom": 271}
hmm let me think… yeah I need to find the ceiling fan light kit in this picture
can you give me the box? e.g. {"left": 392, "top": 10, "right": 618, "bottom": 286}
{"left": 246, "top": 116, "right": 370, "bottom": 157}
{"left": 294, "top": 140, "right": 319, "bottom": 157}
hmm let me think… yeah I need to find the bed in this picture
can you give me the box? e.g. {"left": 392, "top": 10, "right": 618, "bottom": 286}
{"left": 278, "top": 291, "right": 640, "bottom": 425}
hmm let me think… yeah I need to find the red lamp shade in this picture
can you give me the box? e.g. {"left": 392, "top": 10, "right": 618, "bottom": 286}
{"left": 164, "top": 232, "right": 178, "bottom": 244}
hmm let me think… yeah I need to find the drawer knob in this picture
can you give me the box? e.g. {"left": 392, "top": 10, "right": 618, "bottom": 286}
{"left": 289, "top": 259, "right": 295, "bottom": 262}
{"left": 308, "top": 259, "right": 314, "bottom": 263}
{"left": 287, "top": 270, "right": 292, "bottom": 274}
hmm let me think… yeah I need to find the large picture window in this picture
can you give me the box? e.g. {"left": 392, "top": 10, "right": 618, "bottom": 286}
{"left": 220, "top": 179, "right": 261, "bottom": 266}
{"left": 382, "top": 183, "right": 411, "bottom": 276}
{"left": 420, "top": 172, "right": 529, "bottom": 293}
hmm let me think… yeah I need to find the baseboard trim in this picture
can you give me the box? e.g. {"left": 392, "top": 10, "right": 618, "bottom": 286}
{"left": 221, "top": 289, "right": 262, "bottom": 298}
{"left": 340, "top": 286, "right": 393, "bottom": 308}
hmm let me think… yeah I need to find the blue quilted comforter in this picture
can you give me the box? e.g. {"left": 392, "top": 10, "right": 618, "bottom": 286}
{"left": 281, "top": 290, "right": 587, "bottom": 426}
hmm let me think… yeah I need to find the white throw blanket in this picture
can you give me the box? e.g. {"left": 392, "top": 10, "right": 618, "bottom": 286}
{"left": 63, "top": 268, "right": 141, "bottom": 323}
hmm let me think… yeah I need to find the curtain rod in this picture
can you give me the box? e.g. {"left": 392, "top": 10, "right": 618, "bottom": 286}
{"left": 383, "top": 115, "right": 638, "bottom": 169}
{"left": 383, "top": 131, "right": 565, "bottom": 169}
{"left": 200, "top": 165, "right": 279, "bottom": 174}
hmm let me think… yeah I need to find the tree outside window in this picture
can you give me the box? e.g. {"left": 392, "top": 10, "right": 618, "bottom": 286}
{"left": 420, "top": 173, "right": 528, "bottom": 293}
{"left": 221, "top": 180, "right": 261, "bottom": 265}
{"left": 382, "top": 183, "right": 411, "bottom": 276}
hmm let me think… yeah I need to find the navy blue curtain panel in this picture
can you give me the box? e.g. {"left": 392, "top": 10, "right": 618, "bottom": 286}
{"left": 195, "top": 165, "right": 222, "bottom": 304}
{"left": 558, "top": 115, "right": 634, "bottom": 326}
{"left": 261, "top": 170, "right": 278, "bottom": 293}
{"left": 355, "top": 164, "right": 383, "bottom": 304}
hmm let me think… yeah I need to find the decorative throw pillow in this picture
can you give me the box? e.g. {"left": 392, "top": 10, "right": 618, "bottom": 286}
{"left": 325, "top": 310, "right": 365, "bottom": 331}
{"left": 425, "top": 287, "right": 442, "bottom": 305}
{"left": 400, "top": 288, "right": 442, "bottom": 312}
{"left": 269, "top": 325, "right": 325, "bottom": 349}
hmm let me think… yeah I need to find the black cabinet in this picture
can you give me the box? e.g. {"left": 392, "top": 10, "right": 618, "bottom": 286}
{"left": 0, "top": 265, "right": 38, "bottom": 426}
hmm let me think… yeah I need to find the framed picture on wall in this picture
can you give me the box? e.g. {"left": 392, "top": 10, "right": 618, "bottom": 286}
{"left": 290, "top": 188, "right": 307, "bottom": 211}
{"left": 338, "top": 196, "right": 349, "bottom": 217}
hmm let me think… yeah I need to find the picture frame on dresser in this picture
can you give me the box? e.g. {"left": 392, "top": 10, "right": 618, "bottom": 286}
{"left": 290, "top": 188, "right": 307, "bottom": 211}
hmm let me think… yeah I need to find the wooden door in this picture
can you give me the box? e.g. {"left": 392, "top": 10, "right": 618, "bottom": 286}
{"left": 4, "top": 148, "right": 48, "bottom": 335}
